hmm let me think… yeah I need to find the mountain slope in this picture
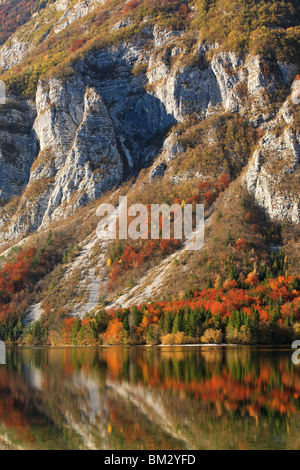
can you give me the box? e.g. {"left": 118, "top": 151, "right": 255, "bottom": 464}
{"left": 0, "top": 0, "right": 299, "bottom": 345}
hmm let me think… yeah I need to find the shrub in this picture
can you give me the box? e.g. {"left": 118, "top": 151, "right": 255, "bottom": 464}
{"left": 293, "top": 323, "right": 300, "bottom": 341}
{"left": 161, "top": 332, "right": 195, "bottom": 344}
{"left": 69, "top": 38, "right": 88, "bottom": 52}
{"left": 124, "top": 0, "right": 143, "bottom": 13}
{"left": 161, "top": 333, "right": 175, "bottom": 344}
{"left": 131, "top": 62, "right": 148, "bottom": 76}
{"left": 200, "top": 329, "right": 223, "bottom": 344}
{"left": 179, "top": 4, "right": 189, "bottom": 16}
{"left": 226, "top": 325, "right": 253, "bottom": 344}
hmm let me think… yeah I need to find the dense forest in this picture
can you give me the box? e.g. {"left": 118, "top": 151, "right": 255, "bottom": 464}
{"left": 50, "top": 273, "right": 300, "bottom": 346}
{"left": 0, "top": 235, "right": 299, "bottom": 345}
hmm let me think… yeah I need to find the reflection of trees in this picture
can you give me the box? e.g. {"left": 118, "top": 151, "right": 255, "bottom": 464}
{"left": 0, "top": 347, "right": 299, "bottom": 449}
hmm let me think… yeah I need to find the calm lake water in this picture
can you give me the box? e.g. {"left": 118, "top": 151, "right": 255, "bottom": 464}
{"left": 0, "top": 346, "right": 299, "bottom": 450}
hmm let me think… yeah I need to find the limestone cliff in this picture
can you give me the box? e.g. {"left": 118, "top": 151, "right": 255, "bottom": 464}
{"left": 0, "top": 33, "right": 299, "bottom": 242}
{"left": 0, "top": 0, "right": 298, "bottom": 244}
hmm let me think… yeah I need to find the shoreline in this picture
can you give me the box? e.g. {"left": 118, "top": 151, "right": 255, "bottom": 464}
{"left": 5, "top": 343, "right": 293, "bottom": 350}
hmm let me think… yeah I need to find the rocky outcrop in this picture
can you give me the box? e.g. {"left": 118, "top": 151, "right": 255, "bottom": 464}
{"left": 147, "top": 43, "right": 223, "bottom": 122}
{"left": 244, "top": 83, "right": 300, "bottom": 224}
{"left": 0, "top": 100, "right": 38, "bottom": 201}
{"left": 39, "top": 86, "right": 124, "bottom": 226}
{"left": 31, "top": 76, "right": 86, "bottom": 180}
{"left": 79, "top": 42, "right": 177, "bottom": 168}
{"left": 149, "top": 131, "right": 184, "bottom": 180}
{"left": 0, "top": 79, "right": 124, "bottom": 238}
{"left": 54, "top": 0, "right": 106, "bottom": 34}
{"left": 0, "top": 37, "right": 32, "bottom": 71}
{"left": 0, "top": 23, "right": 299, "bottom": 243}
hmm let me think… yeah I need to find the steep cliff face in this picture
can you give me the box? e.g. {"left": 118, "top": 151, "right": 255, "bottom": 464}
{"left": 0, "top": 0, "right": 298, "bottom": 249}
{"left": 244, "top": 87, "right": 300, "bottom": 224}
{"left": 0, "top": 99, "right": 38, "bottom": 202}
{"left": 78, "top": 42, "right": 176, "bottom": 168}
{"left": 0, "top": 28, "right": 299, "bottom": 242}
{"left": 53, "top": 0, "right": 107, "bottom": 34}
{"left": 0, "top": 77, "right": 125, "bottom": 238}
{"left": 38, "top": 85, "right": 124, "bottom": 227}
{"left": 0, "top": 37, "right": 32, "bottom": 71}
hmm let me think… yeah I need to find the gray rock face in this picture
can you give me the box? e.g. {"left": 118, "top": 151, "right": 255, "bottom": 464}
{"left": 149, "top": 162, "right": 167, "bottom": 181}
{"left": 0, "top": 100, "right": 38, "bottom": 201}
{"left": 210, "top": 51, "right": 244, "bottom": 113}
{"left": 0, "top": 38, "right": 32, "bottom": 71}
{"left": 1, "top": 80, "right": 124, "bottom": 238}
{"left": 79, "top": 43, "right": 177, "bottom": 169}
{"left": 147, "top": 47, "right": 223, "bottom": 122}
{"left": 0, "top": 26, "right": 299, "bottom": 242}
{"left": 31, "top": 76, "right": 86, "bottom": 180}
{"left": 40, "top": 86, "right": 124, "bottom": 226}
{"left": 162, "top": 132, "right": 185, "bottom": 163}
{"left": 244, "top": 88, "right": 300, "bottom": 224}
{"left": 54, "top": 0, "right": 106, "bottom": 34}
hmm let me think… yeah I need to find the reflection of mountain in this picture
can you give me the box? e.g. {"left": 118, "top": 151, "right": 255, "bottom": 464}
{"left": 0, "top": 347, "right": 299, "bottom": 450}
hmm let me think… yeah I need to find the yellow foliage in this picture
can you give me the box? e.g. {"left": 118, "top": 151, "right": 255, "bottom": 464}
{"left": 201, "top": 329, "right": 223, "bottom": 344}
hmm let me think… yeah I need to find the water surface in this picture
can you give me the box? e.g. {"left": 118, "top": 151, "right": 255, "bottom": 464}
{"left": 0, "top": 346, "right": 299, "bottom": 450}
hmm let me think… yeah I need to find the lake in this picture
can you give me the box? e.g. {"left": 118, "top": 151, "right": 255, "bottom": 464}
{"left": 0, "top": 346, "right": 299, "bottom": 450}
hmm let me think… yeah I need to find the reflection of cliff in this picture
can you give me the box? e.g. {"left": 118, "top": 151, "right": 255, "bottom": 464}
{"left": 0, "top": 353, "right": 82, "bottom": 449}
{"left": 0, "top": 349, "right": 185, "bottom": 449}
{"left": 0, "top": 348, "right": 299, "bottom": 450}
{"left": 104, "top": 348, "right": 300, "bottom": 450}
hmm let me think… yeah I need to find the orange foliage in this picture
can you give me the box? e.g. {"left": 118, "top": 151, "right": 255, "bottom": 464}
{"left": 104, "top": 319, "right": 123, "bottom": 345}
{"left": 0, "top": 247, "right": 50, "bottom": 321}
{"left": 245, "top": 271, "right": 259, "bottom": 287}
{"left": 179, "top": 4, "right": 189, "bottom": 15}
{"left": 69, "top": 38, "right": 88, "bottom": 52}
{"left": 235, "top": 238, "right": 249, "bottom": 251}
{"left": 124, "top": 0, "right": 143, "bottom": 13}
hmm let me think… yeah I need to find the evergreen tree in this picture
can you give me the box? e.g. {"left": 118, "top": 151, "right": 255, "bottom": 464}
{"left": 172, "top": 314, "right": 182, "bottom": 334}
{"left": 164, "top": 312, "right": 173, "bottom": 334}
{"left": 72, "top": 318, "right": 81, "bottom": 344}
{"left": 147, "top": 325, "right": 155, "bottom": 345}
{"left": 32, "top": 321, "right": 42, "bottom": 342}
{"left": 96, "top": 309, "right": 108, "bottom": 333}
